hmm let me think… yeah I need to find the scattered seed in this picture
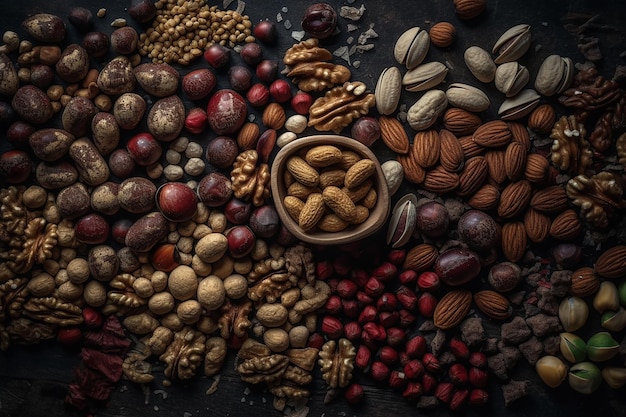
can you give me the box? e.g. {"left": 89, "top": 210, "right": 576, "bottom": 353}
{"left": 97, "top": 8, "right": 106, "bottom": 18}
{"left": 281, "top": 6, "right": 288, "bottom": 13}
{"left": 284, "top": 20, "right": 293, "bottom": 30}
{"left": 353, "top": 60, "right": 361, "bottom": 68}
{"left": 276, "top": 13, "right": 283, "bottom": 22}
{"left": 110, "top": 18, "right": 127, "bottom": 27}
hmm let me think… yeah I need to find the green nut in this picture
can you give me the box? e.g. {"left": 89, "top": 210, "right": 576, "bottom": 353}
{"left": 536, "top": 355, "right": 568, "bottom": 388}
{"left": 559, "top": 332, "right": 587, "bottom": 363}
{"left": 601, "top": 307, "right": 626, "bottom": 332}
{"left": 558, "top": 296, "right": 589, "bottom": 332}
{"left": 586, "top": 331, "right": 619, "bottom": 362}
{"left": 602, "top": 367, "right": 626, "bottom": 389}
{"left": 568, "top": 362, "right": 602, "bottom": 394}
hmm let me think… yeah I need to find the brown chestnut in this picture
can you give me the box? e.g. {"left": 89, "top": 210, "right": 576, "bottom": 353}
{"left": 487, "top": 262, "right": 521, "bottom": 292}
{"left": 128, "top": 0, "right": 157, "bottom": 23}
{"left": 127, "top": 132, "right": 162, "bottom": 166}
{"left": 109, "top": 149, "right": 136, "bottom": 179}
{"left": 253, "top": 20, "right": 277, "bottom": 44}
{"left": 0, "top": 150, "right": 32, "bottom": 184}
{"left": 111, "top": 218, "right": 133, "bottom": 245}
{"left": 6, "top": 121, "right": 35, "bottom": 148}
{"left": 205, "top": 136, "right": 238, "bottom": 168}
{"left": 111, "top": 27, "right": 138, "bottom": 55}
{"left": 226, "top": 225, "right": 256, "bottom": 258}
{"left": 197, "top": 172, "right": 233, "bottom": 207}
{"left": 68, "top": 7, "right": 94, "bottom": 33}
{"left": 118, "top": 177, "right": 156, "bottom": 214}
{"left": 182, "top": 69, "right": 216, "bottom": 100}
{"left": 203, "top": 44, "right": 230, "bottom": 68}
{"left": 457, "top": 209, "right": 498, "bottom": 251}
{"left": 224, "top": 198, "right": 252, "bottom": 224}
{"left": 249, "top": 205, "right": 280, "bottom": 238}
{"left": 151, "top": 243, "right": 180, "bottom": 272}
{"left": 256, "top": 60, "right": 278, "bottom": 83}
{"left": 75, "top": 213, "right": 110, "bottom": 244}
{"left": 301, "top": 3, "right": 338, "bottom": 39}
{"left": 156, "top": 182, "right": 198, "bottom": 222}
{"left": 435, "top": 248, "right": 481, "bottom": 286}
{"left": 351, "top": 117, "right": 381, "bottom": 147}
{"left": 206, "top": 89, "right": 247, "bottom": 135}
{"left": 416, "top": 201, "right": 450, "bottom": 238}
{"left": 240, "top": 42, "right": 263, "bottom": 66}
{"left": 82, "top": 32, "right": 110, "bottom": 58}
{"left": 228, "top": 65, "right": 252, "bottom": 91}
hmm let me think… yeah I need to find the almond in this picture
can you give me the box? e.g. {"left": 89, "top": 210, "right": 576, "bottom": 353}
{"left": 422, "top": 165, "right": 459, "bottom": 194}
{"left": 397, "top": 148, "right": 426, "bottom": 184}
{"left": 507, "top": 122, "right": 531, "bottom": 152}
{"left": 433, "top": 290, "right": 472, "bottom": 330}
{"left": 523, "top": 207, "right": 551, "bottom": 243}
{"left": 379, "top": 115, "right": 410, "bottom": 154}
{"left": 262, "top": 102, "right": 286, "bottom": 130}
{"left": 570, "top": 267, "right": 600, "bottom": 297}
{"left": 497, "top": 180, "right": 532, "bottom": 219}
{"left": 501, "top": 221, "right": 527, "bottom": 262}
{"left": 528, "top": 104, "right": 556, "bottom": 134}
{"left": 485, "top": 150, "right": 507, "bottom": 184}
{"left": 472, "top": 120, "right": 511, "bottom": 148}
{"left": 429, "top": 22, "right": 456, "bottom": 48}
{"left": 504, "top": 141, "right": 526, "bottom": 181}
{"left": 473, "top": 290, "right": 511, "bottom": 320}
{"left": 459, "top": 135, "right": 484, "bottom": 158}
{"left": 403, "top": 243, "right": 438, "bottom": 272}
{"left": 524, "top": 153, "right": 550, "bottom": 183}
{"left": 305, "top": 145, "right": 343, "bottom": 168}
{"left": 237, "top": 122, "right": 260, "bottom": 150}
{"left": 457, "top": 156, "right": 488, "bottom": 197}
{"left": 439, "top": 129, "right": 465, "bottom": 172}
{"left": 454, "top": 0, "right": 486, "bottom": 20}
{"left": 549, "top": 209, "right": 581, "bottom": 240}
{"left": 442, "top": 107, "right": 482, "bottom": 136}
{"left": 530, "top": 186, "right": 568, "bottom": 214}
{"left": 595, "top": 245, "right": 626, "bottom": 279}
{"left": 413, "top": 130, "right": 441, "bottom": 168}
{"left": 468, "top": 184, "right": 500, "bottom": 210}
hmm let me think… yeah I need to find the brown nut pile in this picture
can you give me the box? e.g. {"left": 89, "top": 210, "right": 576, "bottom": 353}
{"left": 282, "top": 145, "right": 378, "bottom": 233}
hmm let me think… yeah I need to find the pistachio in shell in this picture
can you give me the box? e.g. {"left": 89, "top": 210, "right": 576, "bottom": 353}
{"left": 445, "top": 83, "right": 490, "bottom": 112}
{"left": 494, "top": 61, "right": 529, "bottom": 97}
{"left": 568, "top": 362, "right": 602, "bottom": 394}
{"left": 586, "top": 332, "right": 619, "bottom": 362}
{"left": 386, "top": 193, "right": 417, "bottom": 248}
{"left": 601, "top": 307, "right": 626, "bottom": 332}
{"left": 22, "top": 13, "right": 66, "bottom": 43}
{"left": 536, "top": 355, "right": 568, "bottom": 388}
{"left": 559, "top": 332, "right": 587, "bottom": 363}
{"left": 393, "top": 27, "right": 430, "bottom": 69}
{"left": 534, "top": 54, "right": 574, "bottom": 97}
{"left": 602, "top": 367, "right": 626, "bottom": 389}
{"left": 558, "top": 296, "right": 588, "bottom": 332}
{"left": 464, "top": 46, "right": 496, "bottom": 83}
{"left": 402, "top": 61, "right": 448, "bottom": 92}
{"left": 497, "top": 89, "right": 540, "bottom": 121}
{"left": 593, "top": 281, "right": 620, "bottom": 313}
{"left": 375, "top": 66, "right": 402, "bottom": 115}
{"left": 492, "top": 24, "right": 531, "bottom": 64}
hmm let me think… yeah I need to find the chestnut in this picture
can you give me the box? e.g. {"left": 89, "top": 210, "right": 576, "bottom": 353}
{"left": 226, "top": 225, "right": 256, "bottom": 258}
{"left": 553, "top": 243, "right": 582, "bottom": 269}
{"left": 203, "top": 43, "right": 230, "bottom": 68}
{"left": 269, "top": 79, "right": 292, "bottom": 103}
{"left": 197, "top": 172, "right": 233, "bottom": 207}
{"left": 205, "top": 136, "right": 238, "bottom": 168}
{"left": 253, "top": 20, "right": 277, "bottom": 44}
{"left": 256, "top": 59, "right": 278, "bottom": 83}
{"left": 457, "top": 209, "right": 498, "bottom": 251}
{"left": 111, "top": 218, "right": 133, "bottom": 245}
{"left": 156, "top": 182, "right": 198, "bottom": 222}
{"left": 224, "top": 198, "right": 252, "bottom": 224}
{"left": 206, "top": 89, "right": 247, "bottom": 135}
{"left": 75, "top": 213, "right": 110, "bottom": 244}
{"left": 111, "top": 27, "right": 139, "bottom": 55}
{"left": 82, "top": 32, "right": 110, "bottom": 58}
{"left": 6, "top": 121, "right": 35, "bottom": 148}
{"left": 128, "top": 0, "right": 158, "bottom": 23}
{"left": 435, "top": 248, "right": 481, "bottom": 286}
{"left": 487, "top": 262, "right": 521, "bottom": 292}
{"left": 351, "top": 117, "right": 381, "bottom": 147}
{"left": 301, "top": 3, "right": 338, "bottom": 39}
{"left": 109, "top": 149, "right": 136, "bottom": 179}
{"left": 415, "top": 201, "right": 450, "bottom": 238}
{"left": 249, "top": 205, "right": 280, "bottom": 238}
{"left": 184, "top": 107, "right": 208, "bottom": 134}
{"left": 0, "top": 150, "right": 32, "bottom": 184}
{"left": 127, "top": 132, "right": 162, "bottom": 166}
{"left": 151, "top": 243, "right": 180, "bottom": 272}
{"left": 182, "top": 69, "right": 216, "bottom": 100}
{"left": 118, "top": 177, "right": 156, "bottom": 214}
{"left": 29, "top": 65, "right": 55, "bottom": 89}
{"left": 246, "top": 83, "right": 270, "bottom": 107}
{"left": 228, "top": 65, "right": 252, "bottom": 91}
{"left": 239, "top": 42, "right": 263, "bottom": 66}
{"left": 68, "top": 7, "right": 94, "bottom": 33}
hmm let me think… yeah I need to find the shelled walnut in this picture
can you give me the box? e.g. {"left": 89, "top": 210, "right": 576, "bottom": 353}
{"left": 308, "top": 81, "right": 376, "bottom": 133}
{"left": 283, "top": 38, "right": 333, "bottom": 67}
{"left": 287, "top": 62, "right": 351, "bottom": 92}
{"left": 318, "top": 338, "right": 356, "bottom": 389}
{"left": 230, "top": 150, "right": 271, "bottom": 206}
{"left": 122, "top": 342, "right": 154, "bottom": 384}
{"left": 566, "top": 171, "right": 626, "bottom": 228}
{"left": 22, "top": 296, "right": 83, "bottom": 326}
{"left": 159, "top": 327, "right": 206, "bottom": 380}
{"left": 107, "top": 273, "right": 147, "bottom": 309}
{"left": 550, "top": 115, "right": 592, "bottom": 175}
{"left": 5, "top": 317, "right": 56, "bottom": 344}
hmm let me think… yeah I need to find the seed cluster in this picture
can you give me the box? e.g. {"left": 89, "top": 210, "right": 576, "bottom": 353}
{"left": 138, "top": 0, "right": 255, "bottom": 65}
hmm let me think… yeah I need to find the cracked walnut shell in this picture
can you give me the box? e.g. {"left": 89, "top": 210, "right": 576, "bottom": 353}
{"left": 308, "top": 81, "right": 376, "bottom": 133}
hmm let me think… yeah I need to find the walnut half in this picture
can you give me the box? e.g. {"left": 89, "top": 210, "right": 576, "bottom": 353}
{"left": 318, "top": 338, "right": 356, "bottom": 389}
{"left": 550, "top": 115, "right": 592, "bottom": 175}
{"left": 308, "top": 81, "right": 376, "bottom": 133}
{"left": 566, "top": 171, "right": 626, "bottom": 228}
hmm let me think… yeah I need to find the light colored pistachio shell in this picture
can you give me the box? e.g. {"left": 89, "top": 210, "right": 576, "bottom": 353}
{"left": 464, "top": 46, "right": 496, "bottom": 83}
{"left": 381, "top": 160, "right": 404, "bottom": 196}
{"left": 569, "top": 362, "right": 602, "bottom": 394}
{"left": 593, "top": 280, "right": 620, "bottom": 313}
{"left": 535, "top": 54, "right": 574, "bottom": 96}
{"left": 601, "top": 307, "right": 626, "bottom": 332}
{"left": 492, "top": 24, "right": 531, "bottom": 64}
{"left": 558, "top": 296, "right": 589, "bottom": 332}
{"left": 446, "top": 83, "right": 490, "bottom": 112}
{"left": 386, "top": 193, "right": 417, "bottom": 248}
{"left": 602, "top": 367, "right": 626, "bottom": 389}
{"left": 536, "top": 355, "right": 568, "bottom": 388}
{"left": 560, "top": 332, "right": 587, "bottom": 363}
{"left": 498, "top": 88, "right": 540, "bottom": 121}
{"left": 394, "top": 27, "right": 430, "bottom": 69}
{"left": 375, "top": 66, "right": 402, "bottom": 115}
{"left": 277, "top": 132, "right": 298, "bottom": 148}
{"left": 586, "top": 332, "right": 619, "bottom": 362}
{"left": 402, "top": 61, "right": 448, "bottom": 92}
{"left": 407, "top": 89, "right": 448, "bottom": 131}
{"left": 495, "top": 62, "right": 529, "bottom": 97}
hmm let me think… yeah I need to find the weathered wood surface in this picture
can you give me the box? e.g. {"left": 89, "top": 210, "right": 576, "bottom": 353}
{"left": 1, "top": 0, "right": 626, "bottom": 416}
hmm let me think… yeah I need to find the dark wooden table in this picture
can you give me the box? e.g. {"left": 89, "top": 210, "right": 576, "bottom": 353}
{"left": 1, "top": 1, "right": 626, "bottom": 416}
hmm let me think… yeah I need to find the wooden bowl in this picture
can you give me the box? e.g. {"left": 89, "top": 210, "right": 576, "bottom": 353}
{"left": 270, "top": 135, "right": 390, "bottom": 245}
